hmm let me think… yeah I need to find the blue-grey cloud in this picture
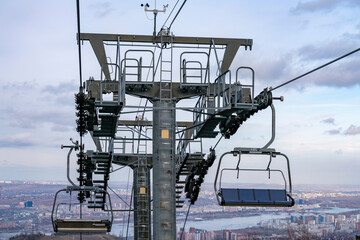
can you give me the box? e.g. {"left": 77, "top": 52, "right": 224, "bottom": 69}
{"left": 309, "top": 58, "right": 360, "bottom": 87}
{"left": 321, "top": 118, "right": 335, "bottom": 125}
{"left": 291, "top": 0, "right": 360, "bottom": 14}
{"left": 89, "top": 2, "right": 114, "bottom": 18}
{"left": 287, "top": 36, "right": 360, "bottom": 88}
{"left": 335, "top": 149, "right": 343, "bottom": 154}
{"left": 1, "top": 80, "right": 38, "bottom": 91}
{"left": 0, "top": 134, "right": 37, "bottom": 148}
{"left": 298, "top": 40, "right": 359, "bottom": 61}
{"left": 243, "top": 53, "right": 294, "bottom": 87}
{"left": 344, "top": 125, "right": 360, "bottom": 135}
{"left": 42, "top": 81, "right": 77, "bottom": 95}
{"left": 325, "top": 128, "right": 341, "bottom": 135}
{"left": 4, "top": 106, "right": 75, "bottom": 129}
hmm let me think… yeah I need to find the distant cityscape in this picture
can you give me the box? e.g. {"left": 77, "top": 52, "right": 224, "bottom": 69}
{"left": 1, "top": 181, "right": 360, "bottom": 239}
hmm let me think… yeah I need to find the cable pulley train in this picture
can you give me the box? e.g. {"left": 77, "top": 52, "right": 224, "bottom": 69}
{"left": 52, "top": 1, "right": 295, "bottom": 238}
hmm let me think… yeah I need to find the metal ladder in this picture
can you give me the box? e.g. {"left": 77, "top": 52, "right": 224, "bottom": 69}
{"left": 134, "top": 156, "right": 151, "bottom": 240}
{"left": 159, "top": 36, "right": 173, "bottom": 102}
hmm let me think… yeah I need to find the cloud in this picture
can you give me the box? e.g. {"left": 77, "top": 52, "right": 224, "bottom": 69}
{"left": 51, "top": 125, "right": 74, "bottom": 132}
{"left": 324, "top": 125, "right": 360, "bottom": 135}
{"left": 325, "top": 128, "right": 341, "bottom": 135}
{"left": 335, "top": 149, "right": 343, "bottom": 154}
{"left": 344, "top": 125, "right": 360, "bottom": 135}
{"left": 1, "top": 80, "right": 38, "bottom": 92}
{"left": 291, "top": 0, "right": 360, "bottom": 14}
{"left": 4, "top": 106, "right": 75, "bottom": 130}
{"left": 89, "top": 2, "right": 114, "bottom": 18}
{"left": 244, "top": 36, "right": 360, "bottom": 89}
{"left": 321, "top": 118, "right": 335, "bottom": 125}
{"left": 298, "top": 40, "right": 359, "bottom": 61}
{"left": 309, "top": 58, "right": 360, "bottom": 87}
{"left": 242, "top": 53, "right": 294, "bottom": 88}
{"left": 0, "top": 133, "right": 38, "bottom": 148}
{"left": 289, "top": 37, "right": 360, "bottom": 88}
{"left": 42, "top": 81, "right": 77, "bottom": 95}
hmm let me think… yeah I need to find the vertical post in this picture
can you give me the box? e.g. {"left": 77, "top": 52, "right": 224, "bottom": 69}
{"left": 153, "top": 100, "right": 176, "bottom": 239}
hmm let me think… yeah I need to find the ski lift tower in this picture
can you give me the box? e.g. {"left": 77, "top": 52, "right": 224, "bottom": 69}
{"left": 72, "top": 4, "right": 286, "bottom": 239}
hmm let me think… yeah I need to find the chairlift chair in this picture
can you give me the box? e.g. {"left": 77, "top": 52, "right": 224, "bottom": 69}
{"left": 214, "top": 148, "right": 294, "bottom": 207}
{"left": 51, "top": 186, "right": 113, "bottom": 233}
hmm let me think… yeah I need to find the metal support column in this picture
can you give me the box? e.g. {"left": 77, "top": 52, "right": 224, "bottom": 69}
{"left": 152, "top": 100, "right": 176, "bottom": 240}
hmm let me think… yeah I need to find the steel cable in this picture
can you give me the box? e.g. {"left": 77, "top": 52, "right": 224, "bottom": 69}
{"left": 180, "top": 203, "right": 192, "bottom": 240}
{"left": 162, "top": 0, "right": 181, "bottom": 28}
{"left": 270, "top": 47, "right": 360, "bottom": 92}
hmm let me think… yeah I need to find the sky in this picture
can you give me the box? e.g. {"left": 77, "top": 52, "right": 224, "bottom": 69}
{"left": 0, "top": 0, "right": 360, "bottom": 186}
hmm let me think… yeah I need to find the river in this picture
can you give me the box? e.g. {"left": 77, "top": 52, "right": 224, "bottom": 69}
{"left": 110, "top": 207, "right": 359, "bottom": 237}
{"left": 1, "top": 207, "right": 358, "bottom": 239}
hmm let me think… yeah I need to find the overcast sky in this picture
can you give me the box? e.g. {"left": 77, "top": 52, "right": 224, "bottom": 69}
{"left": 0, "top": 0, "right": 360, "bottom": 186}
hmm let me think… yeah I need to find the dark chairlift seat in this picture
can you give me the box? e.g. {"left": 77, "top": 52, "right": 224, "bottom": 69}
{"left": 53, "top": 219, "right": 112, "bottom": 233}
{"left": 51, "top": 187, "right": 113, "bottom": 233}
{"left": 219, "top": 188, "right": 294, "bottom": 207}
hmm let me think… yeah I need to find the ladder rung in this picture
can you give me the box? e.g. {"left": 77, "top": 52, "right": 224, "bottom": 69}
{"left": 95, "top": 160, "right": 109, "bottom": 163}
{"left": 88, "top": 205, "right": 104, "bottom": 209}
{"left": 88, "top": 201, "right": 103, "bottom": 204}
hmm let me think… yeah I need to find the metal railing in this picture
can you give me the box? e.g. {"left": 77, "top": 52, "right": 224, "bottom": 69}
{"left": 234, "top": 66, "right": 255, "bottom": 107}
{"left": 114, "top": 128, "right": 136, "bottom": 154}
{"left": 213, "top": 70, "right": 232, "bottom": 110}
{"left": 192, "top": 95, "right": 207, "bottom": 136}
{"left": 180, "top": 52, "right": 210, "bottom": 85}
{"left": 121, "top": 50, "right": 155, "bottom": 82}
{"left": 100, "top": 63, "right": 124, "bottom": 104}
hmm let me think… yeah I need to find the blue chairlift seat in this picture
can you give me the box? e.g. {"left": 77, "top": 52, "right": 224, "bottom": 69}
{"left": 219, "top": 188, "right": 294, "bottom": 207}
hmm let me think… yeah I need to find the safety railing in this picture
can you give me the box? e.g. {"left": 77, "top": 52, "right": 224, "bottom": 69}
{"left": 180, "top": 52, "right": 210, "bottom": 85}
{"left": 99, "top": 63, "right": 124, "bottom": 105}
{"left": 121, "top": 50, "right": 155, "bottom": 83}
{"left": 233, "top": 66, "right": 255, "bottom": 108}
{"left": 213, "top": 70, "right": 232, "bottom": 110}
{"left": 192, "top": 95, "right": 208, "bottom": 136}
{"left": 113, "top": 128, "right": 136, "bottom": 154}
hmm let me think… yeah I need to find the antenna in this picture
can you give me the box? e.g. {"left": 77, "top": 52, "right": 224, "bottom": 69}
{"left": 141, "top": 2, "right": 168, "bottom": 38}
